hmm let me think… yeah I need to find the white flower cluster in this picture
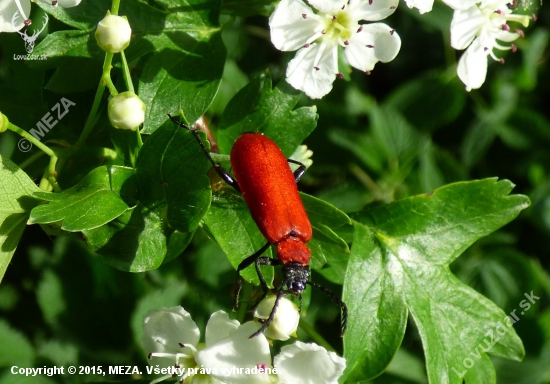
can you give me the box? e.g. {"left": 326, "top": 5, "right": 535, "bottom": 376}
{"left": 270, "top": 0, "right": 401, "bottom": 99}
{"left": 269, "top": 0, "right": 533, "bottom": 97}
{"left": 141, "top": 298, "right": 346, "bottom": 384}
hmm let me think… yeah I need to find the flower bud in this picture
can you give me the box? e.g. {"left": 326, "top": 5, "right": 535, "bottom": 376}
{"left": 95, "top": 14, "right": 131, "bottom": 53}
{"left": 0, "top": 112, "right": 9, "bottom": 133}
{"left": 108, "top": 92, "right": 146, "bottom": 130}
{"left": 254, "top": 295, "right": 299, "bottom": 341}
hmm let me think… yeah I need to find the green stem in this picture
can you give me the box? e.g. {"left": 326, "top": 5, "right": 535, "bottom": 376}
{"left": 102, "top": 51, "right": 118, "bottom": 96}
{"left": 298, "top": 319, "right": 336, "bottom": 352}
{"left": 47, "top": 156, "right": 61, "bottom": 192}
{"left": 111, "top": 0, "right": 121, "bottom": 15}
{"left": 74, "top": 52, "right": 116, "bottom": 149}
{"left": 136, "top": 127, "right": 143, "bottom": 148}
{"left": 120, "top": 51, "right": 134, "bottom": 93}
{"left": 8, "top": 122, "right": 55, "bottom": 157}
{"left": 8, "top": 122, "right": 60, "bottom": 192}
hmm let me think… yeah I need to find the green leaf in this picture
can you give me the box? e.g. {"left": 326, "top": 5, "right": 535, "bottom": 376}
{"left": 301, "top": 193, "right": 351, "bottom": 280}
{"left": 83, "top": 122, "right": 210, "bottom": 271}
{"left": 82, "top": 205, "right": 192, "bottom": 272}
{"left": 301, "top": 193, "right": 352, "bottom": 229}
{"left": 0, "top": 318, "right": 35, "bottom": 367}
{"left": 29, "top": 30, "right": 103, "bottom": 93}
{"left": 309, "top": 225, "right": 349, "bottom": 284}
{"left": 221, "top": 0, "right": 276, "bottom": 17}
{"left": 36, "top": 269, "right": 65, "bottom": 326}
{"left": 202, "top": 191, "right": 274, "bottom": 285}
{"left": 461, "top": 81, "right": 518, "bottom": 167}
{"left": 36, "top": 0, "right": 111, "bottom": 30}
{"left": 343, "top": 179, "right": 530, "bottom": 383}
{"left": 217, "top": 72, "right": 318, "bottom": 156}
{"left": 137, "top": 0, "right": 226, "bottom": 133}
{"left": 0, "top": 155, "right": 44, "bottom": 283}
{"left": 330, "top": 103, "right": 425, "bottom": 178}
{"left": 135, "top": 122, "right": 211, "bottom": 232}
{"left": 37, "top": 340, "right": 78, "bottom": 367}
{"left": 139, "top": 32, "right": 226, "bottom": 133}
{"left": 516, "top": 27, "right": 549, "bottom": 91}
{"left": 29, "top": 165, "right": 138, "bottom": 232}
{"left": 385, "top": 73, "right": 466, "bottom": 132}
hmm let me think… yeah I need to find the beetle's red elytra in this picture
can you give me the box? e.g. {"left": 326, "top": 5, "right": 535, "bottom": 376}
{"left": 231, "top": 133, "right": 312, "bottom": 266}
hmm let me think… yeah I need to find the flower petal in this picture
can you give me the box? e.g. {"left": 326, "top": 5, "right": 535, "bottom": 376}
{"left": 269, "top": 0, "right": 321, "bottom": 51}
{"left": 286, "top": 42, "right": 338, "bottom": 99}
{"left": 140, "top": 306, "right": 200, "bottom": 354}
{"left": 196, "top": 322, "right": 272, "bottom": 384}
{"left": 403, "top": 0, "right": 434, "bottom": 14}
{"left": 493, "top": 29, "right": 521, "bottom": 44}
{"left": 274, "top": 341, "right": 346, "bottom": 384}
{"left": 450, "top": 6, "right": 486, "bottom": 50}
{"left": 56, "top": 0, "right": 82, "bottom": 7}
{"left": 457, "top": 38, "right": 488, "bottom": 91}
{"left": 349, "top": 0, "right": 399, "bottom": 21}
{"left": 308, "top": 0, "right": 347, "bottom": 13}
{"left": 344, "top": 23, "right": 401, "bottom": 72}
{"left": 442, "top": 0, "right": 479, "bottom": 10}
{"left": 205, "top": 311, "right": 240, "bottom": 347}
{"left": 0, "top": 0, "right": 31, "bottom": 32}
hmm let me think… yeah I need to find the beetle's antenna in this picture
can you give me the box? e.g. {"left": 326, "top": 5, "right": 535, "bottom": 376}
{"left": 168, "top": 113, "right": 240, "bottom": 191}
{"left": 249, "top": 286, "right": 288, "bottom": 339}
{"left": 307, "top": 281, "right": 347, "bottom": 337}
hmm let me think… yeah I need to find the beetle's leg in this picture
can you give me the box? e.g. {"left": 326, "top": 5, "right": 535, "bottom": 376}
{"left": 308, "top": 281, "right": 348, "bottom": 337}
{"left": 255, "top": 256, "right": 282, "bottom": 292}
{"left": 287, "top": 158, "right": 306, "bottom": 183}
{"left": 249, "top": 286, "right": 289, "bottom": 339}
{"left": 233, "top": 242, "right": 271, "bottom": 311}
{"left": 168, "top": 113, "right": 240, "bottom": 192}
{"left": 245, "top": 257, "right": 283, "bottom": 312}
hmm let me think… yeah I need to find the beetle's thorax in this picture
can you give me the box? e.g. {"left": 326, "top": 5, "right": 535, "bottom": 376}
{"left": 277, "top": 236, "right": 311, "bottom": 265}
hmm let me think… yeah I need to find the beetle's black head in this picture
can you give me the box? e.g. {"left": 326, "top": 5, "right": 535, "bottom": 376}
{"left": 282, "top": 262, "right": 311, "bottom": 295}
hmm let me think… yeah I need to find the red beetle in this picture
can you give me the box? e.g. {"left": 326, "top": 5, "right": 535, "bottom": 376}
{"left": 169, "top": 114, "right": 347, "bottom": 338}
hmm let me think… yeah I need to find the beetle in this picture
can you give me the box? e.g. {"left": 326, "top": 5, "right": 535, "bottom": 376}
{"left": 168, "top": 114, "right": 347, "bottom": 338}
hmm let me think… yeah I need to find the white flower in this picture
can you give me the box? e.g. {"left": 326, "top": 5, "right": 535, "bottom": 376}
{"left": 269, "top": 0, "right": 401, "bottom": 99}
{"left": 141, "top": 307, "right": 347, "bottom": 384}
{"left": 141, "top": 307, "right": 273, "bottom": 384}
{"left": 253, "top": 295, "right": 300, "bottom": 341}
{"left": 0, "top": 0, "right": 31, "bottom": 32}
{"left": 108, "top": 91, "right": 146, "bottom": 130}
{"left": 274, "top": 341, "right": 346, "bottom": 384}
{"left": 403, "top": 0, "right": 478, "bottom": 14}
{"left": 95, "top": 14, "right": 132, "bottom": 53}
{"left": 0, "top": 0, "right": 81, "bottom": 33}
{"left": 451, "top": 0, "right": 531, "bottom": 91}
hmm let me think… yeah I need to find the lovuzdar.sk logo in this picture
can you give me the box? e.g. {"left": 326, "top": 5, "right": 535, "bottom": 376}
{"left": 12, "top": 11, "right": 48, "bottom": 60}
